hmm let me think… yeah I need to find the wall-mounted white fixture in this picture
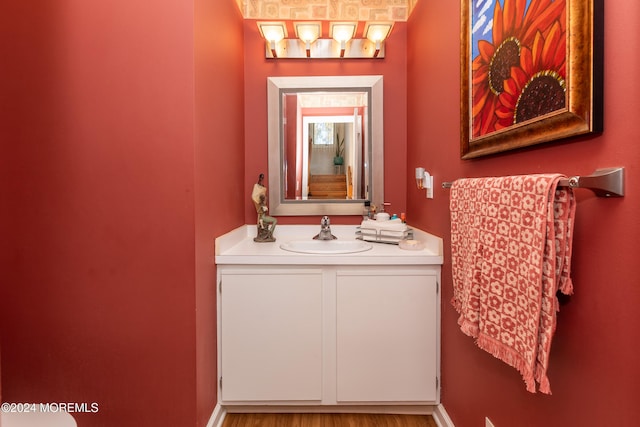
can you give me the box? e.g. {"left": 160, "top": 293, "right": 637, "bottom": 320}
{"left": 416, "top": 167, "right": 434, "bottom": 199}
{"left": 257, "top": 21, "right": 287, "bottom": 58}
{"left": 294, "top": 21, "right": 321, "bottom": 58}
{"left": 364, "top": 22, "right": 394, "bottom": 58}
{"left": 329, "top": 22, "right": 357, "bottom": 58}
{"left": 257, "top": 21, "right": 393, "bottom": 59}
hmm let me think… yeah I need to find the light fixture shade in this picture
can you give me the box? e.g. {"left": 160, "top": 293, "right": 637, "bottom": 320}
{"left": 257, "top": 21, "right": 287, "bottom": 43}
{"left": 329, "top": 22, "right": 357, "bottom": 42}
{"left": 364, "top": 21, "right": 394, "bottom": 42}
{"left": 294, "top": 22, "right": 321, "bottom": 43}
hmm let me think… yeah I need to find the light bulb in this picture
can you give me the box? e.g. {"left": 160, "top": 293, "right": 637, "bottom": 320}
{"left": 415, "top": 167, "right": 426, "bottom": 189}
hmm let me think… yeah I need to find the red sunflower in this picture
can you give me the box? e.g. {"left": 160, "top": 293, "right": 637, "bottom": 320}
{"left": 471, "top": 0, "right": 566, "bottom": 137}
{"left": 496, "top": 20, "right": 567, "bottom": 129}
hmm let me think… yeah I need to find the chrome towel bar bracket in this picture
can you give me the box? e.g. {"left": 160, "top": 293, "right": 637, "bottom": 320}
{"left": 442, "top": 167, "right": 625, "bottom": 197}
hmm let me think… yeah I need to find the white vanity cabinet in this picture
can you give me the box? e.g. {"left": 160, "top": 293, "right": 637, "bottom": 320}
{"left": 215, "top": 225, "right": 443, "bottom": 409}
{"left": 217, "top": 265, "right": 440, "bottom": 406}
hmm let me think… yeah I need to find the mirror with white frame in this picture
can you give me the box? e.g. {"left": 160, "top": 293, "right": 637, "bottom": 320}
{"left": 267, "top": 75, "right": 384, "bottom": 216}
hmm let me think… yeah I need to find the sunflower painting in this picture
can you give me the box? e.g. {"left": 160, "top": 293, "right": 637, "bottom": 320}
{"left": 460, "top": 0, "right": 603, "bottom": 159}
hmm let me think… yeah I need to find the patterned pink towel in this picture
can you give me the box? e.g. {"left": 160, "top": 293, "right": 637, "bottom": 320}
{"left": 450, "top": 174, "right": 576, "bottom": 394}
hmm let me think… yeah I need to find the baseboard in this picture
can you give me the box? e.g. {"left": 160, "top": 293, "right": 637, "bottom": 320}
{"left": 223, "top": 404, "right": 435, "bottom": 415}
{"left": 206, "top": 403, "right": 226, "bottom": 427}
{"left": 432, "top": 404, "right": 455, "bottom": 427}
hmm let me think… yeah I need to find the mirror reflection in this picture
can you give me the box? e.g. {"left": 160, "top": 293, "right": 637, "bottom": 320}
{"left": 268, "top": 76, "right": 384, "bottom": 216}
{"left": 283, "top": 92, "right": 366, "bottom": 201}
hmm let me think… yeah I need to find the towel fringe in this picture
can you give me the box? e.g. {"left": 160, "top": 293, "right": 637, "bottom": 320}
{"left": 535, "top": 363, "right": 552, "bottom": 394}
{"left": 475, "top": 334, "right": 537, "bottom": 393}
{"left": 559, "top": 277, "right": 574, "bottom": 296}
{"left": 457, "top": 316, "right": 544, "bottom": 393}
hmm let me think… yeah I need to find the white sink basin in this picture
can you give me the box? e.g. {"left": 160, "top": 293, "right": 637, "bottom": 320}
{"left": 280, "top": 239, "right": 373, "bottom": 254}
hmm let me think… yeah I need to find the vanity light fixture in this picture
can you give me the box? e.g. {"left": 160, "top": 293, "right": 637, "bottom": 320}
{"left": 257, "top": 21, "right": 287, "bottom": 58}
{"left": 294, "top": 21, "right": 321, "bottom": 57}
{"left": 364, "top": 22, "right": 394, "bottom": 58}
{"left": 329, "top": 22, "right": 357, "bottom": 58}
{"left": 258, "top": 21, "right": 392, "bottom": 59}
{"left": 416, "top": 167, "right": 434, "bottom": 199}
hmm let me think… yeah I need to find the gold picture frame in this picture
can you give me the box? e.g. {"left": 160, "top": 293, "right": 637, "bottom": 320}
{"left": 460, "top": 0, "right": 603, "bottom": 159}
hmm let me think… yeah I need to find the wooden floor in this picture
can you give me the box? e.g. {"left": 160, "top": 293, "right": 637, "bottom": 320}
{"left": 221, "top": 413, "right": 437, "bottom": 427}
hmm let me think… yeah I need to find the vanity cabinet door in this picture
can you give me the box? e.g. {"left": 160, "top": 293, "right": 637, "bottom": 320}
{"left": 335, "top": 270, "right": 438, "bottom": 403}
{"left": 220, "top": 270, "right": 323, "bottom": 403}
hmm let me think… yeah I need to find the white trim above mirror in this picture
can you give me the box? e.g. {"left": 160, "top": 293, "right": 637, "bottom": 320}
{"left": 267, "top": 75, "right": 384, "bottom": 216}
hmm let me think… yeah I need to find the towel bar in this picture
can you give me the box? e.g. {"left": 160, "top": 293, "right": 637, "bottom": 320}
{"left": 441, "top": 167, "right": 625, "bottom": 197}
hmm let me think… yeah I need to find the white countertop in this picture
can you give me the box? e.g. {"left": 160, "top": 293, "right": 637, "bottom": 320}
{"left": 215, "top": 225, "right": 443, "bottom": 266}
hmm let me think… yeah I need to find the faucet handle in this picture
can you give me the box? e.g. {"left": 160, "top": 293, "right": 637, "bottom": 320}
{"left": 321, "top": 215, "right": 330, "bottom": 226}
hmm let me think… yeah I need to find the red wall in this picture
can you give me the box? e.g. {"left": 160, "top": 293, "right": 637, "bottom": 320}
{"left": 0, "top": 1, "right": 244, "bottom": 426}
{"left": 408, "top": 1, "right": 640, "bottom": 426}
{"left": 243, "top": 20, "right": 408, "bottom": 224}
{"left": 194, "top": 0, "right": 245, "bottom": 425}
{"left": 4, "top": 2, "right": 637, "bottom": 425}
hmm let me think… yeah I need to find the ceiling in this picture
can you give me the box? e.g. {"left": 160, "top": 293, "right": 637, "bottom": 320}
{"left": 235, "top": 0, "right": 419, "bottom": 22}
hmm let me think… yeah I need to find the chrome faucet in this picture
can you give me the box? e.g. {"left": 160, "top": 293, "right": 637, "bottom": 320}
{"left": 313, "top": 216, "right": 337, "bottom": 240}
